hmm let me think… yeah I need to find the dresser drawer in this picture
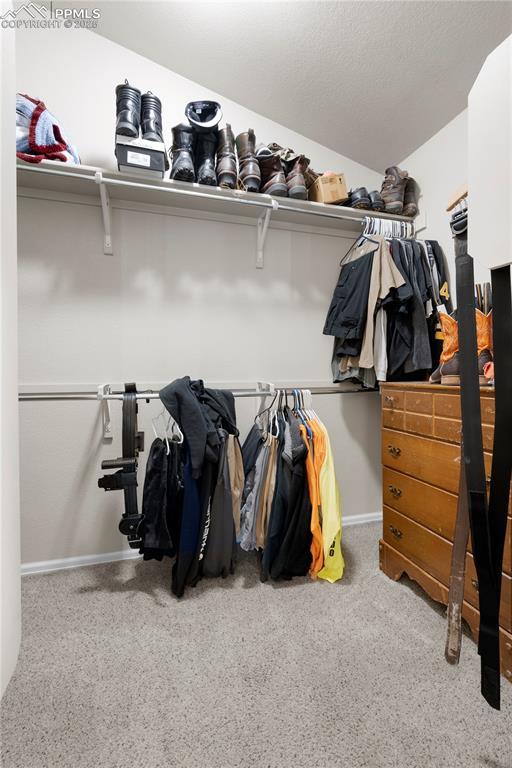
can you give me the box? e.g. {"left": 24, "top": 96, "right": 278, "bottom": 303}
{"left": 382, "top": 468, "right": 512, "bottom": 574}
{"left": 434, "top": 391, "right": 495, "bottom": 425}
{"left": 383, "top": 506, "right": 511, "bottom": 631}
{"left": 382, "top": 429, "right": 493, "bottom": 494}
{"left": 381, "top": 389, "right": 405, "bottom": 411}
{"left": 433, "top": 416, "right": 494, "bottom": 451}
{"left": 382, "top": 429, "right": 461, "bottom": 493}
{"left": 382, "top": 409, "right": 405, "bottom": 431}
{"left": 405, "top": 390, "right": 433, "bottom": 415}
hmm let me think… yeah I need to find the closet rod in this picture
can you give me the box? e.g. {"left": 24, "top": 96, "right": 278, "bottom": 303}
{"left": 19, "top": 386, "right": 351, "bottom": 402}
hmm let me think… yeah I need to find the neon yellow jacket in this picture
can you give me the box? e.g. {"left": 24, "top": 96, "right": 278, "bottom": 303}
{"left": 316, "top": 426, "right": 344, "bottom": 582}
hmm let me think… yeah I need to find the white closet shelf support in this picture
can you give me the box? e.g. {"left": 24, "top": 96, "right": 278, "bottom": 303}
{"left": 256, "top": 201, "right": 278, "bottom": 269}
{"left": 16, "top": 161, "right": 416, "bottom": 266}
{"left": 94, "top": 171, "right": 113, "bottom": 254}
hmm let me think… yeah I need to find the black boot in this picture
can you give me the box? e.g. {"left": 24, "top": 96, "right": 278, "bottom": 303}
{"left": 169, "top": 123, "right": 195, "bottom": 182}
{"left": 216, "top": 124, "right": 237, "bottom": 189}
{"left": 141, "top": 92, "right": 163, "bottom": 142}
{"left": 115, "top": 80, "right": 141, "bottom": 138}
{"left": 195, "top": 130, "right": 218, "bottom": 186}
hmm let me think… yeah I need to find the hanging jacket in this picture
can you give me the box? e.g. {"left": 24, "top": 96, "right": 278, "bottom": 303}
{"left": 172, "top": 445, "right": 201, "bottom": 597}
{"left": 140, "top": 438, "right": 183, "bottom": 561}
{"left": 301, "top": 422, "right": 324, "bottom": 576}
{"left": 317, "top": 425, "right": 344, "bottom": 583}
{"left": 202, "top": 430, "right": 236, "bottom": 578}
{"left": 270, "top": 410, "right": 312, "bottom": 580}
{"left": 260, "top": 419, "right": 287, "bottom": 580}
{"left": 159, "top": 376, "right": 237, "bottom": 479}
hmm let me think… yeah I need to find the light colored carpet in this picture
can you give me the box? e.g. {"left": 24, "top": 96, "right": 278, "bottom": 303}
{"left": 1, "top": 522, "right": 511, "bottom": 768}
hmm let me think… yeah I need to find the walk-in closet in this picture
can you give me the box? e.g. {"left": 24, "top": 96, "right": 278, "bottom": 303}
{"left": 1, "top": 3, "right": 512, "bottom": 767}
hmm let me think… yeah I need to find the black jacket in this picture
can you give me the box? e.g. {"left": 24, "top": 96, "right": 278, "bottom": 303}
{"left": 159, "top": 377, "right": 237, "bottom": 479}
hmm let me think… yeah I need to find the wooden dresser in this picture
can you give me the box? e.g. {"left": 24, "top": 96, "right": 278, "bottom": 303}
{"left": 379, "top": 382, "right": 512, "bottom": 683}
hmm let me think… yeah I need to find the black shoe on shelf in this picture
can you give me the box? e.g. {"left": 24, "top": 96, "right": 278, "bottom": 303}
{"left": 349, "top": 187, "right": 371, "bottom": 209}
{"left": 141, "top": 92, "right": 163, "bottom": 143}
{"left": 169, "top": 123, "right": 195, "bottom": 182}
{"left": 115, "top": 80, "right": 141, "bottom": 138}
{"left": 368, "top": 190, "right": 385, "bottom": 211}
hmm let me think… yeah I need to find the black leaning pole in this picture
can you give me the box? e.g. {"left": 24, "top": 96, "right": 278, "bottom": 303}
{"left": 454, "top": 213, "right": 512, "bottom": 710}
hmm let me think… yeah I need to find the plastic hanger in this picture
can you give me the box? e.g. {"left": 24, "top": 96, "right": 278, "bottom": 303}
{"left": 152, "top": 408, "right": 183, "bottom": 454}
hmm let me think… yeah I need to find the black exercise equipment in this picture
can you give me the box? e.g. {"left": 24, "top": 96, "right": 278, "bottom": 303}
{"left": 98, "top": 383, "right": 145, "bottom": 549}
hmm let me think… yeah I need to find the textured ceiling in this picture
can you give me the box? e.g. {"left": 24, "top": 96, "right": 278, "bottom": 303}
{"left": 86, "top": 0, "right": 512, "bottom": 171}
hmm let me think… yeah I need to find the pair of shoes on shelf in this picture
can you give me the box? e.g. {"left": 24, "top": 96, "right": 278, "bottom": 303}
{"left": 116, "top": 80, "right": 163, "bottom": 142}
{"left": 348, "top": 187, "right": 385, "bottom": 211}
{"left": 169, "top": 101, "right": 224, "bottom": 186}
{"left": 235, "top": 134, "right": 310, "bottom": 199}
{"left": 254, "top": 144, "right": 309, "bottom": 199}
{"left": 380, "top": 166, "right": 418, "bottom": 217}
{"left": 429, "top": 310, "right": 493, "bottom": 386}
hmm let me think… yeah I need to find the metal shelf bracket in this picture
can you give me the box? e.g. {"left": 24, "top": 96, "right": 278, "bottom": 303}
{"left": 97, "top": 383, "right": 113, "bottom": 439}
{"left": 94, "top": 171, "right": 113, "bottom": 254}
{"left": 256, "top": 200, "right": 278, "bottom": 269}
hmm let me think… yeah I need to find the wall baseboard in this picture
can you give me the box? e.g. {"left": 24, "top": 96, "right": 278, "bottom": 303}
{"left": 21, "top": 549, "right": 142, "bottom": 576}
{"left": 343, "top": 511, "right": 382, "bottom": 527}
{"left": 21, "top": 512, "right": 383, "bottom": 576}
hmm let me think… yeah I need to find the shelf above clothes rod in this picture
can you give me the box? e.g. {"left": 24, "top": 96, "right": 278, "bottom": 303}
{"left": 16, "top": 161, "right": 415, "bottom": 267}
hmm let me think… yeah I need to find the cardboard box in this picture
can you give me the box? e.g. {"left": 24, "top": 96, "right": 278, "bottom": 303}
{"left": 308, "top": 174, "right": 348, "bottom": 205}
{"left": 115, "top": 135, "right": 168, "bottom": 179}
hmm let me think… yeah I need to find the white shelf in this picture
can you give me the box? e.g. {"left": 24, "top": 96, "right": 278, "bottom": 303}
{"left": 17, "top": 160, "right": 415, "bottom": 266}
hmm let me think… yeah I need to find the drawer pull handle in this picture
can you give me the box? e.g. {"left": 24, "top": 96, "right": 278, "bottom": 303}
{"left": 388, "top": 485, "right": 402, "bottom": 499}
{"left": 471, "top": 578, "right": 479, "bottom": 591}
{"left": 384, "top": 395, "right": 395, "bottom": 406}
{"left": 387, "top": 445, "right": 401, "bottom": 457}
{"left": 389, "top": 525, "right": 403, "bottom": 539}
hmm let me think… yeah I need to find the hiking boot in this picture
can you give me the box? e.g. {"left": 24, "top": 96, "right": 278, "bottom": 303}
{"left": 235, "top": 129, "right": 261, "bottom": 193}
{"left": 304, "top": 167, "right": 320, "bottom": 190}
{"left": 256, "top": 149, "right": 287, "bottom": 197}
{"left": 368, "top": 190, "right": 385, "bottom": 211}
{"left": 349, "top": 187, "right": 371, "bottom": 209}
{"left": 195, "top": 130, "right": 218, "bottom": 186}
{"left": 285, "top": 154, "right": 308, "bottom": 199}
{"left": 141, "top": 92, "right": 163, "bottom": 142}
{"left": 381, "top": 166, "right": 408, "bottom": 214}
{"left": 115, "top": 80, "right": 141, "bottom": 138}
{"left": 169, "top": 123, "right": 195, "bottom": 182}
{"left": 216, "top": 124, "right": 237, "bottom": 189}
{"left": 403, "top": 177, "right": 419, "bottom": 217}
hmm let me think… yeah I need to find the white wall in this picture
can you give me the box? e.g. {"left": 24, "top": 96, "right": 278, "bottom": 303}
{"left": 400, "top": 109, "right": 490, "bottom": 288}
{"left": 1, "top": 7, "right": 21, "bottom": 695}
{"left": 16, "top": 28, "right": 383, "bottom": 566}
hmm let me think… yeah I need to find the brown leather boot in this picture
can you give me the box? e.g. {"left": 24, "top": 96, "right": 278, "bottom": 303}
{"left": 429, "top": 313, "right": 459, "bottom": 385}
{"left": 430, "top": 310, "right": 492, "bottom": 386}
{"left": 285, "top": 155, "right": 308, "bottom": 199}
{"left": 235, "top": 129, "right": 260, "bottom": 192}
{"left": 257, "top": 151, "right": 288, "bottom": 197}
{"left": 476, "top": 309, "right": 493, "bottom": 382}
{"left": 381, "top": 166, "right": 408, "bottom": 214}
{"left": 402, "top": 177, "right": 418, "bottom": 217}
{"left": 216, "top": 124, "right": 237, "bottom": 189}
